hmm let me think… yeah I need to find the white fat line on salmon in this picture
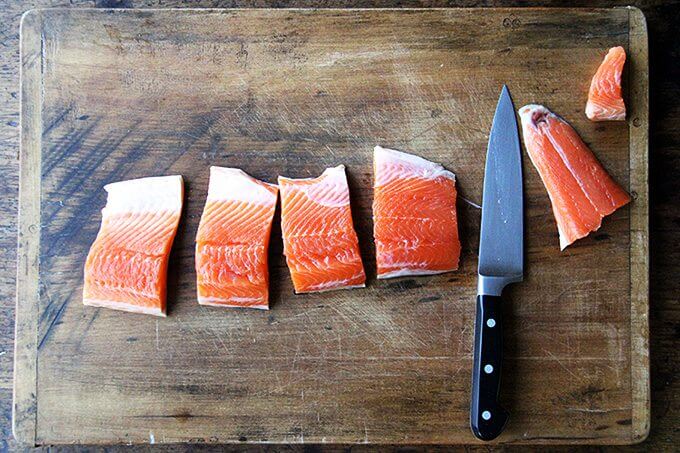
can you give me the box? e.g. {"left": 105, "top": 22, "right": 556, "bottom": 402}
{"left": 103, "top": 175, "right": 183, "bottom": 215}
{"left": 378, "top": 267, "right": 455, "bottom": 279}
{"left": 280, "top": 166, "right": 350, "bottom": 208}
{"left": 198, "top": 298, "right": 268, "bottom": 310}
{"left": 297, "top": 281, "right": 366, "bottom": 294}
{"left": 374, "top": 145, "right": 456, "bottom": 185}
{"left": 207, "top": 166, "right": 277, "bottom": 205}
{"left": 83, "top": 298, "right": 166, "bottom": 317}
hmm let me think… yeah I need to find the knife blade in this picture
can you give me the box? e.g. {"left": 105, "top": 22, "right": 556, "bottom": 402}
{"left": 470, "top": 85, "right": 523, "bottom": 441}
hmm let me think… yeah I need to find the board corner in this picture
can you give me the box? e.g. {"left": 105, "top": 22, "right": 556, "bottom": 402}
{"left": 11, "top": 411, "right": 38, "bottom": 448}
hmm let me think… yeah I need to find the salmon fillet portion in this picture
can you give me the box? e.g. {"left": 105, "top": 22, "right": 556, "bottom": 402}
{"left": 585, "top": 46, "right": 626, "bottom": 121}
{"left": 373, "top": 146, "right": 460, "bottom": 279}
{"left": 278, "top": 166, "right": 366, "bottom": 293}
{"left": 195, "top": 167, "right": 278, "bottom": 309}
{"left": 83, "top": 175, "right": 184, "bottom": 316}
{"left": 519, "top": 105, "right": 631, "bottom": 250}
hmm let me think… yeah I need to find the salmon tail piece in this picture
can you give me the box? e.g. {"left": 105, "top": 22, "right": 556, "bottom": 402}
{"left": 82, "top": 175, "right": 184, "bottom": 316}
{"left": 278, "top": 165, "right": 366, "bottom": 294}
{"left": 372, "top": 146, "right": 461, "bottom": 278}
{"left": 585, "top": 46, "right": 626, "bottom": 121}
{"left": 195, "top": 167, "right": 278, "bottom": 310}
{"left": 518, "top": 105, "right": 631, "bottom": 250}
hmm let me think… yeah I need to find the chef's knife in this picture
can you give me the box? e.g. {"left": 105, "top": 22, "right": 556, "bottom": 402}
{"left": 470, "top": 85, "right": 523, "bottom": 441}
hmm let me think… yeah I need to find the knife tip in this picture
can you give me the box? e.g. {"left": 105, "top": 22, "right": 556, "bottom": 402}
{"left": 498, "top": 85, "right": 514, "bottom": 108}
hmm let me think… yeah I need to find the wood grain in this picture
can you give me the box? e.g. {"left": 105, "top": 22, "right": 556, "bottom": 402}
{"left": 627, "top": 7, "right": 650, "bottom": 443}
{"left": 13, "top": 5, "right": 649, "bottom": 448}
{"left": 13, "top": 8, "right": 42, "bottom": 446}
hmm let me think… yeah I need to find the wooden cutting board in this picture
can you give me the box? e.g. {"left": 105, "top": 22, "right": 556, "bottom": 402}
{"left": 15, "top": 7, "right": 649, "bottom": 446}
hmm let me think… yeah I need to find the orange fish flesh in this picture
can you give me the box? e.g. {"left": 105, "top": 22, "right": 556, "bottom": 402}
{"left": 519, "top": 105, "right": 631, "bottom": 250}
{"left": 278, "top": 166, "right": 366, "bottom": 293}
{"left": 195, "top": 167, "right": 278, "bottom": 309}
{"left": 585, "top": 46, "right": 626, "bottom": 121}
{"left": 373, "top": 146, "right": 460, "bottom": 278}
{"left": 83, "top": 175, "right": 184, "bottom": 316}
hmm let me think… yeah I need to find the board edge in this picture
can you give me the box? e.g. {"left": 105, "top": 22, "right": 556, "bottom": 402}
{"left": 13, "top": 8, "right": 43, "bottom": 448}
{"left": 626, "top": 5, "right": 650, "bottom": 446}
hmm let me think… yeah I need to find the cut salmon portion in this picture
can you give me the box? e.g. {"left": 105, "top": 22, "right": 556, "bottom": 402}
{"left": 519, "top": 105, "right": 631, "bottom": 250}
{"left": 373, "top": 146, "right": 460, "bottom": 278}
{"left": 195, "top": 167, "right": 278, "bottom": 309}
{"left": 83, "top": 175, "right": 184, "bottom": 316}
{"left": 278, "top": 166, "right": 366, "bottom": 293}
{"left": 585, "top": 46, "right": 626, "bottom": 121}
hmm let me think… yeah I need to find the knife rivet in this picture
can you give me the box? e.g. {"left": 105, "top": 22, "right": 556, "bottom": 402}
{"left": 484, "top": 364, "right": 494, "bottom": 374}
{"left": 482, "top": 411, "right": 492, "bottom": 420}
{"left": 486, "top": 318, "right": 496, "bottom": 328}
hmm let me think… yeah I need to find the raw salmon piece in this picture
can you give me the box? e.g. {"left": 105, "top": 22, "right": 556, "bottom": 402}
{"left": 585, "top": 46, "right": 626, "bottom": 121}
{"left": 278, "top": 166, "right": 366, "bottom": 293}
{"left": 83, "top": 175, "right": 184, "bottom": 316}
{"left": 195, "top": 167, "right": 278, "bottom": 309}
{"left": 519, "top": 105, "right": 631, "bottom": 250}
{"left": 373, "top": 146, "right": 460, "bottom": 279}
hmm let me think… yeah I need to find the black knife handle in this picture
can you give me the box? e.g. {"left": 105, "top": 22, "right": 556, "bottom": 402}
{"left": 470, "top": 294, "right": 508, "bottom": 441}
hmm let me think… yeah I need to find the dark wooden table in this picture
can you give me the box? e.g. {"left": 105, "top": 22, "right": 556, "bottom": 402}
{"left": 0, "top": 1, "right": 676, "bottom": 451}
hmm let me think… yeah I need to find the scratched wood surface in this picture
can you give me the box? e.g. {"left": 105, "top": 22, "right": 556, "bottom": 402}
{"left": 15, "top": 8, "right": 648, "bottom": 446}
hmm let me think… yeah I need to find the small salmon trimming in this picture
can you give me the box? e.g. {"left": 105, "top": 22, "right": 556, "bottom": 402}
{"left": 586, "top": 46, "right": 627, "bottom": 122}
